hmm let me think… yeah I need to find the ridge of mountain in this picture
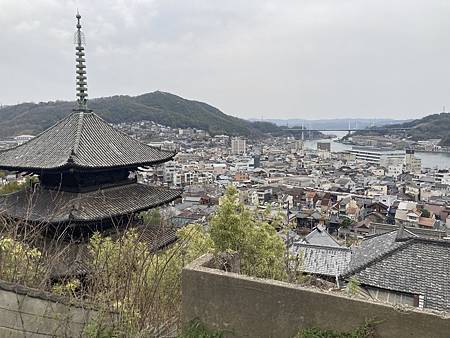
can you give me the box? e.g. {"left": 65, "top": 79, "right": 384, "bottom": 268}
{"left": 379, "top": 112, "right": 450, "bottom": 145}
{"left": 0, "top": 91, "right": 281, "bottom": 138}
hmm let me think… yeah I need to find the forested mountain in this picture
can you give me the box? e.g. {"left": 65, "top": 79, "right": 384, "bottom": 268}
{"left": 382, "top": 112, "right": 450, "bottom": 145}
{"left": 0, "top": 91, "right": 281, "bottom": 138}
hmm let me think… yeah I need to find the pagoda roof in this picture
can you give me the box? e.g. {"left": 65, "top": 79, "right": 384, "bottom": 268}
{"left": 0, "top": 111, "right": 175, "bottom": 171}
{"left": 0, "top": 183, "right": 181, "bottom": 224}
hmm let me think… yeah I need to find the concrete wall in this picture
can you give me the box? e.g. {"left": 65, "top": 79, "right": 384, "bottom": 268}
{"left": 0, "top": 280, "right": 96, "bottom": 337}
{"left": 182, "top": 254, "right": 450, "bottom": 338}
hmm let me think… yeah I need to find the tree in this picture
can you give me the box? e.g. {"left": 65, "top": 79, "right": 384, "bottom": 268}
{"left": 340, "top": 217, "right": 353, "bottom": 229}
{"left": 0, "top": 181, "right": 23, "bottom": 194}
{"left": 0, "top": 177, "right": 38, "bottom": 195}
{"left": 0, "top": 236, "right": 45, "bottom": 286}
{"left": 86, "top": 224, "right": 212, "bottom": 334}
{"left": 209, "top": 186, "right": 285, "bottom": 280}
{"left": 140, "top": 208, "right": 162, "bottom": 225}
{"left": 421, "top": 209, "right": 431, "bottom": 218}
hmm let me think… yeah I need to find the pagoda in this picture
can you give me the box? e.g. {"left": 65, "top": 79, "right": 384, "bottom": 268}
{"left": 0, "top": 13, "right": 181, "bottom": 238}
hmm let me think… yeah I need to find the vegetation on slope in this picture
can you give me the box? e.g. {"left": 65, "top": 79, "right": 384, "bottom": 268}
{"left": 294, "top": 322, "right": 376, "bottom": 338}
{"left": 355, "top": 112, "right": 450, "bottom": 144}
{"left": 388, "top": 112, "right": 450, "bottom": 143}
{"left": 0, "top": 177, "right": 37, "bottom": 195}
{"left": 0, "top": 91, "right": 281, "bottom": 138}
{"left": 179, "top": 318, "right": 376, "bottom": 338}
{"left": 179, "top": 319, "right": 224, "bottom": 338}
{"left": 0, "top": 186, "right": 288, "bottom": 335}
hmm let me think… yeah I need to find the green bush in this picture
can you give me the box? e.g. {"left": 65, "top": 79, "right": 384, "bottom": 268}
{"left": 209, "top": 186, "right": 286, "bottom": 280}
{"left": 86, "top": 224, "right": 212, "bottom": 334}
{"left": 294, "top": 321, "right": 376, "bottom": 338}
{"left": 179, "top": 319, "right": 223, "bottom": 338}
{"left": 0, "top": 181, "right": 23, "bottom": 194}
{"left": 0, "top": 236, "right": 45, "bottom": 286}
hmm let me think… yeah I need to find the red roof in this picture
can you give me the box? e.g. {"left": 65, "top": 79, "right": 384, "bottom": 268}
{"left": 418, "top": 217, "right": 436, "bottom": 228}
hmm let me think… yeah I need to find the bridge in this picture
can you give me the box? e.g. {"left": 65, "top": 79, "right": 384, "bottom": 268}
{"left": 284, "top": 127, "right": 411, "bottom": 132}
{"left": 284, "top": 127, "right": 411, "bottom": 140}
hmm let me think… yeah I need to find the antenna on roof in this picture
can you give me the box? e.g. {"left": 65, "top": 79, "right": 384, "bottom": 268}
{"left": 74, "top": 11, "right": 88, "bottom": 110}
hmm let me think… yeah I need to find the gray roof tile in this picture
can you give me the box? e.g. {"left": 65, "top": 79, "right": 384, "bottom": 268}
{"left": 0, "top": 183, "right": 181, "bottom": 223}
{"left": 301, "top": 228, "right": 342, "bottom": 247}
{"left": 355, "top": 239, "right": 450, "bottom": 312}
{"left": 345, "top": 230, "right": 450, "bottom": 312}
{"left": 291, "top": 243, "right": 351, "bottom": 277}
{"left": 0, "top": 112, "right": 175, "bottom": 171}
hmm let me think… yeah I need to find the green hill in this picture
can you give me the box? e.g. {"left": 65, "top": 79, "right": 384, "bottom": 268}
{"left": 0, "top": 91, "right": 281, "bottom": 138}
{"left": 351, "top": 112, "right": 450, "bottom": 145}
{"left": 384, "top": 112, "right": 450, "bottom": 145}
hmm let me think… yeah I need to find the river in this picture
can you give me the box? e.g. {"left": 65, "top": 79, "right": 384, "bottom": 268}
{"left": 303, "top": 131, "right": 450, "bottom": 170}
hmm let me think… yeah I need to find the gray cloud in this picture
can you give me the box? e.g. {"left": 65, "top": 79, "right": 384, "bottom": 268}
{"left": 1, "top": 0, "right": 449, "bottom": 119}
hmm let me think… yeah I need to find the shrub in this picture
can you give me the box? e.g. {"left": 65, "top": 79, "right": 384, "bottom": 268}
{"left": 179, "top": 319, "right": 223, "bottom": 338}
{"left": 0, "top": 236, "right": 45, "bottom": 286}
{"left": 210, "top": 186, "right": 285, "bottom": 280}
{"left": 86, "top": 224, "right": 212, "bottom": 334}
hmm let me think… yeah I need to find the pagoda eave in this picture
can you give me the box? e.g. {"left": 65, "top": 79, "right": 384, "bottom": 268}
{"left": 0, "top": 112, "right": 176, "bottom": 172}
{"left": 0, "top": 155, "right": 176, "bottom": 174}
{"left": 0, "top": 183, "right": 181, "bottom": 224}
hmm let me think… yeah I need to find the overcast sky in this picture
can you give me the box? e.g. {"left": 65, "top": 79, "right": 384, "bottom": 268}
{"left": 1, "top": 0, "right": 450, "bottom": 119}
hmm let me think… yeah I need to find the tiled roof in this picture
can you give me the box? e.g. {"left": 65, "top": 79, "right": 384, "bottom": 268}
{"left": 418, "top": 216, "right": 436, "bottom": 228}
{"left": 301, "top": 228, "right": 342, "bottom": 247}
{"left": 344, "top": 230, "right": 450, "bottom": 312}
{"left": 0, "top": 183, "right": 181, "bottom": 223}
{"left": 289, "top": 228, "right": 350, "bottom": 277}
{"left": 133, "top": 223, "right": 179, "bottom": 252}
{"left": 291, "top": 243, "right": 351, "bottom": 277}
{"left": 369, "top": 222, "right": 446, "bottom": 239}
{"left": 345, "top": 231, "right": 411, "bottom": 276}
{"left": 356, "top": 239, "right": 450, "bottom": 312}
{"left": 50, "top": 243, "right": 91, "bottom": 279}
{"left": 0, "top": 112, "right": 175, "bottom": 171}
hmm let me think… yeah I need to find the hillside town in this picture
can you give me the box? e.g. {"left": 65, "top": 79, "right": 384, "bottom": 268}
{"left": 2, "top": 5, "right": 450, "bottom": 337}
{"left": 110, "top": 120, "right": 450, "bottom": 235}
{"left": 3, "top": 118, "right": 450, "bottom": 314}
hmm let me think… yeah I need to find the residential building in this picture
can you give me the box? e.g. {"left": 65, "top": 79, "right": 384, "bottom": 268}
{"left": 231, "top": 137, "right": 247, "bottom": 155}
{"left": 348, "top": 147, "right": 405, "bottom": 166}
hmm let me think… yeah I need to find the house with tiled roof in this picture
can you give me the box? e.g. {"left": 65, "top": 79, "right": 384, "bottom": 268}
{"left": 290, "top": 227, "right": 351, "bottom": 281}
{"left": 343, "top": 228, "right": 450, "bottom": 312}
{"left": 394, "top": 201, "right": 438, "bottom": 229}
{"left": 291, "top": 242, "right": 351, "bottom": 281}
{"left": 300, "top": 227, "right": 341, "bottom": 247}
{"left": 368, "top": 222, "right": 447, "bottom": 239}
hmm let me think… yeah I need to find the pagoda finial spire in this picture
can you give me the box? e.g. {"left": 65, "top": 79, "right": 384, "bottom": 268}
{"left": 75, "top": 11, "right": 88, "bottom": 110}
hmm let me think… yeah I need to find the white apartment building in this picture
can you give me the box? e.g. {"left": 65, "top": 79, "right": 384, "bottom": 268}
{"left": 435, "top": 170, "right": 450, "bottom": 185}
{"left": 232, "top": 158, "right": 255, "bottom": 172}
{"left": 231, "top": 137, "right": 247, "bottom": 155}
{"left": 387, "top": 163, "right": 403, "bottom": 178}
{"left": 348, "top": 147, "right": 405, "bottom": 166}
{"left": 404, "top": 149, "right": 422, "bottom": 174}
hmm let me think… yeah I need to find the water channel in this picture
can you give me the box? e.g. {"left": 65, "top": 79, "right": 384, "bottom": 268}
{"left": 302, "top": 131, "right": 450, "bottom": 170}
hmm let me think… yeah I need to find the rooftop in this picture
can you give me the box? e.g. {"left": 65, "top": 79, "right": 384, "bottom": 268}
{"left": 0, "top": 183, "right": 181, "bottom": 224}
{"left": 0, "top": 112, "right": 175, "bottom": 172}
{"left": 345, "top": 229, "right": 450, "bottom": 312}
